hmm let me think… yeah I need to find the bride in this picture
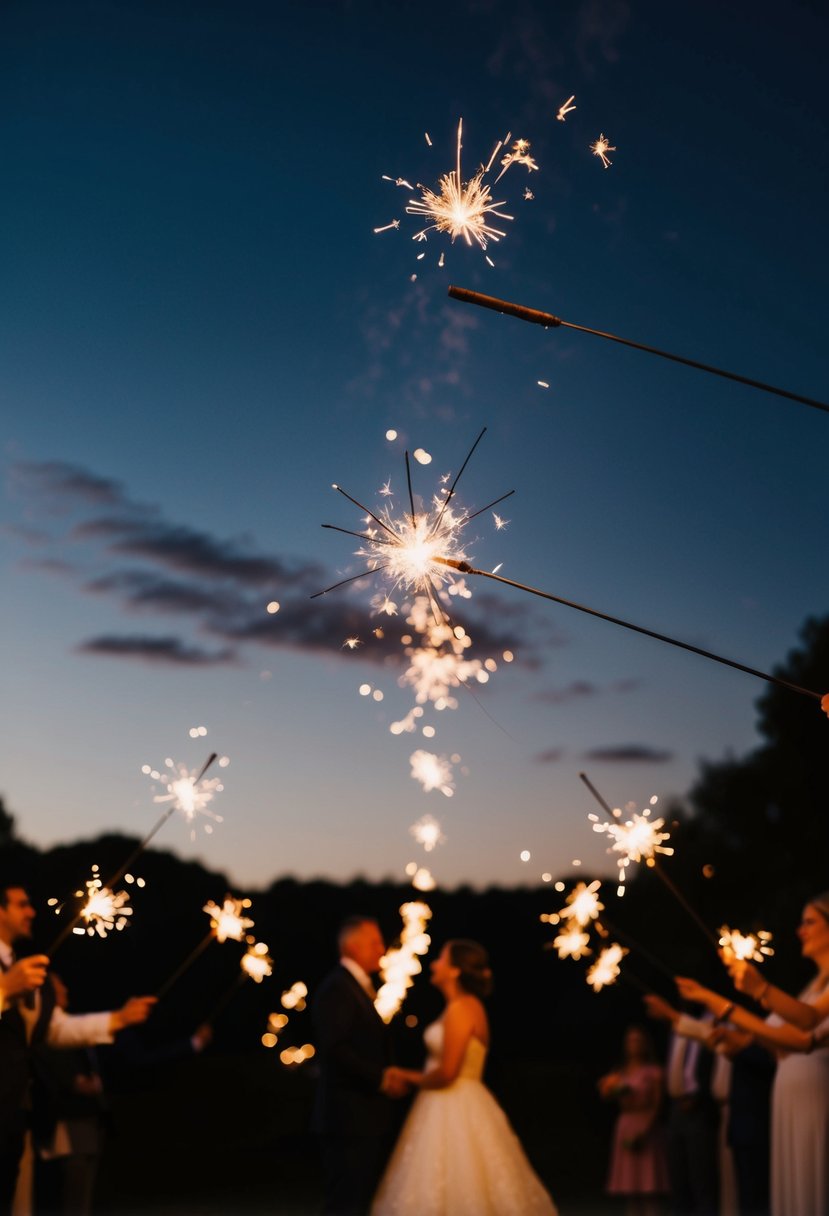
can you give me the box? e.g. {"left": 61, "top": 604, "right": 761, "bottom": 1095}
{"left": 371, "top": 939, "right": 558, "bottom": 1216}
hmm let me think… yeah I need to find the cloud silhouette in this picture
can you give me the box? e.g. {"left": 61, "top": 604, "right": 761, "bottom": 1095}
{"left": 76, "top": 635, "right": 237, "bottom": 666}
{"left": 582, "top": 745, "right": 673, "bottom": 763}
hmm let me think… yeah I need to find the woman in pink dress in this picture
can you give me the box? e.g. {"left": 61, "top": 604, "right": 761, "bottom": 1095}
{"left": 598, "top": 1024, "right": 669, "bottom": 1216}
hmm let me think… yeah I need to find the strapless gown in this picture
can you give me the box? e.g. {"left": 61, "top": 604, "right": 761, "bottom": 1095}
{"left": 371, "top": 1019, "right": 557, "bottom": 1216}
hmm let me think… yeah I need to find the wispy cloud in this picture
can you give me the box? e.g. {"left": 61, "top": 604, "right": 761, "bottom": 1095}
{"left": 76, "top": 635, "right": 237, "bottom": 666}
{"left": 534, "top": 747, "right": 565, "bottom": 764}
{"left": 534, "top": 677, "right": 639, "bottom": 704}
{"left": 582, "top": 744, "right": 673, "bottom": 763}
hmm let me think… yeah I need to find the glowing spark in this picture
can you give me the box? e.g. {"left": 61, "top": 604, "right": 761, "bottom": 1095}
{"left": 590, "top": 133, "right": 616, "bottom": 169}
{"left": 494, "top": 138, "right": 539, "bottom": 183}
{"left": 373, "top": 220, "right": 400, "bottom": 234}
{"left": 537, "top": 380, "right": 550, "bottom": 389}
{"left": 398, "top": 596, "right": 494, "bottom": 710}
{"left": 342, "top": 637, "right": 363, "bottom": 650}
{"left": 385, "top": 430, "right": 398, "bottom": 441}
{"left": 409, "top": 814, "right": 445, "bottom": 852}
{"left": 438, "top": 252, "right": 445, "bottom": 267}
{"left": 281, "top": 981, "right": 308, "bottom": 1011}
{"left": 586, "top": 943, "right": 626, "bottom": 991}
{"left": 241, "top": 942, "right": 274, "bottom": 983}
{"left": 73, "top": 867, "right": 133, "bottom": 938}
{"left": 425, "top": 132, "right": 432, "bottom": 146}
{"left": 553, "top": 925, "right": 592, "bottom": 960}
{"left": 413, "top": 448, "right": 432, "bottom": 465}
{"left": 590, "top": 800, "right": 674, "bottom": 895}
{"left": 381, "top": 176, "right": 414, "bottom": 189}
{"left": 203, "top": 896, "right": 254, "bottom": 943}
{"left": 144, "top": 758, "right": 224, "bottom": 841}
{"left": 557, "top": 95, "right": 576, "bottom": 122}
{"left": 559, "top": 880, "right": 604, "bottom": 927}
{"left": 718, "top": 925, "right": 774, "bottom": 963}
{"left": 379, "top": 479, "right": 393, "bottom": 497}
{"left": 493, "top": 513, "right": 508, "bottom": 530}
{"left": 410, "top": 749, "right": 455, "bottom": 797}
{"left": 375, "top": 901, "right": 432, "bottom": 1023}
{"left": 523, "top": 188, "right": 534, "bottom": 200}
{"left": 406, "top": 119, "right": 514, "bottom": 253}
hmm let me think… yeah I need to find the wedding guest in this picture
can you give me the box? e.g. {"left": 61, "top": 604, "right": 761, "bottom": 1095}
{"left": 0, "top": 874, "right": 156, "bottom": 1216}
{"left": 662, "top": 1003, "right": 719, "bottom": 1216}
{"left": 598, "top": 1023, "right": 669, "bottom": 1216}
{"left": 677, "top": 891, "right": 829, "bottom": 1216}
{"left": 372, "top": 940, "right": 557, "bottom": 1216}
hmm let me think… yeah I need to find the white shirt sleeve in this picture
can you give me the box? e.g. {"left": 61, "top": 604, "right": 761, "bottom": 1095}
{"left": 46, "top": 1006, "right": 114, "bottom": 1048}
{"left": 675, "top": 1013, "right": 713, "bottom": 1042}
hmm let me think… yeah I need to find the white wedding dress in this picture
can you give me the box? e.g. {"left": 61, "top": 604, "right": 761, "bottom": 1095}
{"left": 371, "top": 1020, "right": 558, "bottom": 1216}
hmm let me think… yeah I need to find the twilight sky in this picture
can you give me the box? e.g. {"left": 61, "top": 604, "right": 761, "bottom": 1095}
{"left": 2, "top": 0, "right": 827, "bottom": 890}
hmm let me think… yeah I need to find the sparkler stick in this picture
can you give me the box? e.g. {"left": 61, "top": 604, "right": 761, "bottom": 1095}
{"left": 447, "top": 286, "right": 829, "bottom": 416}
{"left": 579, "top": 773, "right": 720, "bottom": 950}
{"left": 155, "top": 931, "right": 214, "bottom": 998}
{"left": 435, "top": 560, "right": 823, "bottom": 701}
{"left": 156, "top": 896, "right": 254, "bottom": 997}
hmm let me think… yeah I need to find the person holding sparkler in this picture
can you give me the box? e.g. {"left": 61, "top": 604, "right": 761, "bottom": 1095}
{"left": 312, "top": 916, "right": 410, "bottom": 1216}
{"left": 371, "top": 940, "right": 557, "bottom": 1216}
{"left": 676, "top": 892, "right": 829, "bottom": 1216}
{"left": 0, "top": 872, "right": 156, "bottom": 1215}
{"left": 598, "top": 1024, "right": 669, "bottom": 1216}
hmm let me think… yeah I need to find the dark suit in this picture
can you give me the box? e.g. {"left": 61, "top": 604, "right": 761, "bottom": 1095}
{"left": 0, "top": 970, "right": 57, "bottom": 1215}
{"left": 727, "top": 1044, "right": 773, "bottom": 1216}
{"left": 312, "top": 965, "right": 395, "bottom": 1215}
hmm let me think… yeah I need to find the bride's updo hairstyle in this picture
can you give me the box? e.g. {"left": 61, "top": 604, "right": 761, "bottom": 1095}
{"left": 447, "top": 939, "right": 493, "bottom": 998}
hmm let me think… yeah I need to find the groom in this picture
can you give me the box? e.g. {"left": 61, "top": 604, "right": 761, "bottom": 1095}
{"left": 312, "top": 916, "right": 409, "bottom": 1215}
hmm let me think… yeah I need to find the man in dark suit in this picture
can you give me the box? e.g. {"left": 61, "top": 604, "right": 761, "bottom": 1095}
{"left": 0, "top": 874, "right": 155, "bottom": 1215}
{"left": 312, "top": 916, "right": 409, "bottom": 1216}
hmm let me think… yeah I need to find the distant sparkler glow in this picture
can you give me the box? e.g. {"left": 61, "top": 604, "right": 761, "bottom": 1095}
{"left": 143, "top": 757, "right": 225, "bottom": 841}
{"left": 553, "top": 925, "right": 592, "bottom": 961}
{"left": 590, "top": 133, "right": 616, "bottom": 168}
{"left": 409, "top": 814, "right": 445, "bottom": 852}
{"left": 559, "top": 880, "right": 604, "bottom": 926}
{"left": 586, "top": 943, "right": 626, "bottom": 991}
{"left": 241, "top": 941, "right": 274, "bottom": 983}
{"left": 375, "top": 901, "right": 432, "bottom": 1023}
{"left": 409, "top": 749, "right": 455, "bottom": 797}
{"left": 203, "top": 896, "right": 254, "bottom": 943}
{"left": 589, "top": 797, "right": 674, "bottom": 896}
{"left": 718, "top": 925, "right": 774, "bottom": 963}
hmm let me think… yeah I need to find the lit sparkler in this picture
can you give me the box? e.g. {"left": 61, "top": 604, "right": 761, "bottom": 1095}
{"left": 375, "top": 901, "right": 432, "bottom": 1023}
{"left": 718, "top": 925, "right": 774, "bottom": 963}
{"left": 411, "top": 867, "right": 437, "bottom": 892}
{"left": 404, "top": 119, "right": 515, "bottom": 255}
{"left": 586, "top": 943, "right": 626, "bottom": 991}
{"left": 203, "top": 896, "right": 254, "bottom": 943}
{"left": 142, "top": 754, "right": 225, "bottom": 841}
{"left": 241, "top": 941, "right": 274, "bottom": 983}
{"left": 281, "top": 981, "right": 308, "bottom": 1011}
{"left": 556, "top": 95, "right": 576, "bottom": 122}
{"left": 589, "top": 797, "right": 674, "bottom": 897}
{"left": 410, "top": 749, "right": 454, "bottom": 797}
{"left": 559, "top": 880, "right": 604, "bottom": 926}
{"left": 71, "top": 866, "right": 133, "bottom": 938}
{"left": 553, "top": 925, "right": 592, "bottom": 960}
{"left": 590, "top": 134, "right": 615, "bottom": 168}
{"left": 409, "top": 814, "right": 445, "bottom": 852}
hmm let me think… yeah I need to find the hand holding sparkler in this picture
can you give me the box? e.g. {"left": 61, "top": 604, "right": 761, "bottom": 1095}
{"left": 0, "top": 955, "right": 49, "bottom": 1000}
{"left": 108, "top": 995, "right": 157, "bottom": 1033}
{"left": 723, "top": 957, "right": 768, "bottom": 1001}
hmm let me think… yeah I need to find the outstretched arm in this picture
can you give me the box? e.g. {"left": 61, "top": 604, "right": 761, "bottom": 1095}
{"left": 675, "top": 977, "right": 817, "bottom": 1055}
{"left": 725, "top": 958, "right": 829, "bottom": 1031}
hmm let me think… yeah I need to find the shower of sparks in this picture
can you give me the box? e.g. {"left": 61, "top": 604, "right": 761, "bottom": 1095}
{"left": 586, "top": 943, "right": 626, "bottom": 991}
{"left": 397, "top": 597, "right": 494, "bottom": 711}
{"left": 203, "top": 896, "right": 254, "bottom": 943}
{"left": 559, "top": 880, "right": 604, "bottom": 927}
{"left": 494, "top": 138, "right": 539, "bottom": 183}
{"left": 241, "top": 941, "right": 274, "bottom": 983}
{"left": 143, "top": 758, "right": 225, "bottom": 841}
{"left": 492, "top": 513, "right": 508, "bottom": 530}
{"left": 373, "top": 220, "right": 400, "bottom": 234}
{"left": 718, "top": 925, "right": 775, "bottom": 963}
{"left": 409, "top": 813, "right": 445, "bottom": 853}
{"left": 410, "top": 749, "right": 455, "bottom": 797}
{"left": 552, "top": 925, "right": 592, "bottom": 961}
{"left": 589, "top": 798, "right": 674, "bottom": 896}
{"left": 375, "top": 901, "right": 432, "bottom": 1023}
{"left": 404, "top": 119, "right": 516, "bottom": 255}
{"left": 590, "top": 134, "right": 616, "bottom": 168}
{"left": 73, "top": 867, "right": 133, "bottom": 938}
{"left": 556, "top": 95, "right": 577, "bottom": 122}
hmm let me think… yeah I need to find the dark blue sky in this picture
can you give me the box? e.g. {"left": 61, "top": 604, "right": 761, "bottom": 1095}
{"left": 2, "top": 0, "right": 827, "bottom": 888}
